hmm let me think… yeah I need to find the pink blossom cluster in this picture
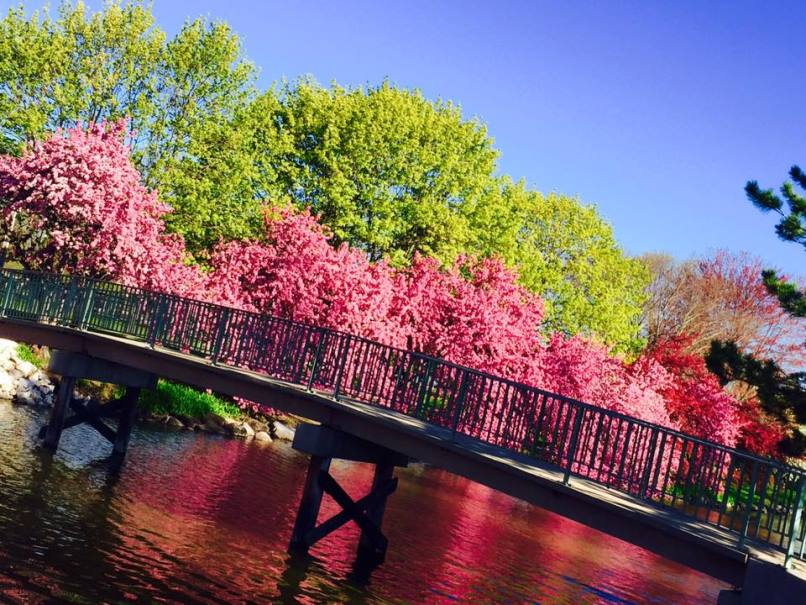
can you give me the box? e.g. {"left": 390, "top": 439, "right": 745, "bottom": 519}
{"left": 0, "top": 121, "right": 205, "bottom": 297}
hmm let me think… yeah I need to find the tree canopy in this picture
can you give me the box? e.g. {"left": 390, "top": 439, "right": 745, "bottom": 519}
{"left": 0, "top": 117, "right": 792, "bottom": 457}
{"left": 467, "top": 184, "right": 649, "bottom": 352}
{"left": 641, "top": 250, "right": 804, "bottom": 369}
{"left": 270, "top": 80, "right": 498, "bottom": 265}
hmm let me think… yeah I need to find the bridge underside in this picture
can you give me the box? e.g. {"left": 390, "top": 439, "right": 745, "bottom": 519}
{"left": 2, "top": 318, "right": 798, "bottom": 588}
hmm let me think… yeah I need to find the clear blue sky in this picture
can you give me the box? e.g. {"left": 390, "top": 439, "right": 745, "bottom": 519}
{"left": 8, "top": 1, "right": 806, "bottom": 275}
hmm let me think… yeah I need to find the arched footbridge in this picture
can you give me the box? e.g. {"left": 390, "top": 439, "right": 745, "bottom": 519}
{"left": 0, "top": 268, "right": 804, "bottom": 593}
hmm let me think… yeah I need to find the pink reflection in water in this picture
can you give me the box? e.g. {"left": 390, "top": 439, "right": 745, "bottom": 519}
{"left": 0, "top": 409, "right": 728, "bottom": 604}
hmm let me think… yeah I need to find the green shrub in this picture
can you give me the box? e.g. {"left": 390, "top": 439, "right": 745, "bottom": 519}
{"left": 16, "top": 343, "right": 46, "bottom": 369}
{"left": 139, "top": 380, "right": 242, "bottom": 420}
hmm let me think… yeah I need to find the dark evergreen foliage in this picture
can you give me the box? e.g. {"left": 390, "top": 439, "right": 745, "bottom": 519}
{"left": 745, "top": 165, "right": 806, "bottom": 317}
{"left": 707, "top": 340, "right": 806, "bottom": 456}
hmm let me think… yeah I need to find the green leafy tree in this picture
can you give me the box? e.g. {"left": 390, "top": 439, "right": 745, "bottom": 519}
{"left": 160, "top": 90, "right": 297, "bottom": 254}
{"left": 745, "top": 165, "right": 806, "bottom": 317}
{"left": 264, "top": 79, "right": 498, "bottom": 265}
{"left": 466, "top": 182, "right": 649, "bottom": 352}
{"left": 0, "top": 0, "right": 256, "bottom": 253}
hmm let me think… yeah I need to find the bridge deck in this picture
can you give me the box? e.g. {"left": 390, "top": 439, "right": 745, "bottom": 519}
{"left": 2, "top": 317, "right": 803, "bottom": 585}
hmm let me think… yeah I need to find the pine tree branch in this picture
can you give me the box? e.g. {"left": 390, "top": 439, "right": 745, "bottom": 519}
{"left": 746, "top": 180, "right": 784, "bottom": 214}
{"left": 762, "top": 270, "right": 806, "bottom": 318}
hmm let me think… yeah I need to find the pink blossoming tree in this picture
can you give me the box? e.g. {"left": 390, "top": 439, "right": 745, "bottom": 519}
{"left": 0, "top": 121, "right": 205, "bottom": 297}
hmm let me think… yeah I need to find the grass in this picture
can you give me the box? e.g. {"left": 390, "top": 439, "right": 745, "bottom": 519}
{"left": 15, "top": 343, "right": 47, "bottom": 369}
{"left": 138, "top": 380, "right": 243, "bottom": 420}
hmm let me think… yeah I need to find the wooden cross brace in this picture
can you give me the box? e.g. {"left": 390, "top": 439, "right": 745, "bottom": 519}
{"left": 40, "top": 382, "right": 141, "bottom": 459}
{"left": 303, "top": 469, "right": 398, "bottom": 554}
{"left": 289, "top": 454, "right": 400, "bottom": 566}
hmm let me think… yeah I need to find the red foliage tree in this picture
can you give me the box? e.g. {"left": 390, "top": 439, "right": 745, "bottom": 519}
{"left": 639, "top": 336, "right": 791, "bottom": 453}
{"left": 210, "top": 209, "right": 682, "bottom": 435}
{"left": 208, "top": 208, "right": 401, "bottom": 344}
{"left": 393, "top": 255, "right": 545, "bottom": 377}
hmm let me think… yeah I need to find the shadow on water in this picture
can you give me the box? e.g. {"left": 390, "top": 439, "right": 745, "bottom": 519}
{"left": 0, "top": 402, "right": 726, "bottom": 604}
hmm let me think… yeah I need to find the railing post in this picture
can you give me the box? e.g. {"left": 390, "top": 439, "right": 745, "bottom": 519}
{"left": 63, "top": 275, "right": 78, "bottom": 325}
{"left": 414, "top": 358, "right": 435, "bottom": 419}
{"left": 211, "top": 308, "right": 230, "bottom": 365}
{"left": 737, "top": 461, "right": 760, "bottom": 549}
{"left": 563, "top": 406, "right": 584, "bottom": 485}
{"left": 30, "top": 276, "right": 44, "bottom": 320}
{"left": 615, "top": 421, "right": 635, "bottom": 488}
{"left": 639, "top": 427, "right": 660, "bottom": 500}
{"left": 0, "top": 273, "right": 13, "bottom": 317}
{"left": 333, "top": 334, "right": 351, "bottom": 401}
{"left": 148, "top": 294, "right": 167, "bottom": 348}
{"left": 451, "top": 369, "right": 470, "bottom": 437}
{"left": 785, "top": 474, "right": 806, "bottom": 568}
{"left": 78, "top": 282, "right": 95, "bottom": 330}
{"left": 307, "top": 328, "right": 327, "bottom": 391}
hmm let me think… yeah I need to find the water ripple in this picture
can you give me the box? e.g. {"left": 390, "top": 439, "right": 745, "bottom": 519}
{"left": 0, "top": 401, "right": 725, "bottom": 604}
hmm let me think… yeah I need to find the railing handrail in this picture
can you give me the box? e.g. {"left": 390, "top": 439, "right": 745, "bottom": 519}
{"left": 1, "top": 267, "right": 805, "bottom": 558}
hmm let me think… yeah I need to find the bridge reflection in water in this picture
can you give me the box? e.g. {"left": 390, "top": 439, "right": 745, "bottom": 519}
{"left": 0, "top": 268, "right": 804, "bottom": 596}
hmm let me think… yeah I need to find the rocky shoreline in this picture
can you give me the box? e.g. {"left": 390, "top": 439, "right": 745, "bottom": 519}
{"left": 139, "top": 409, "right": 296, "bottom": 443}
{"left": 0, "top": 339, "right": 54, "bottom": 407}
{"left": 0, "top": 338, "right": 296, "bottom": 444}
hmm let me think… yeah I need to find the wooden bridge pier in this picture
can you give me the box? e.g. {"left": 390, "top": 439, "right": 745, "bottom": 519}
{"left": 289, "top": 423, "right": 408, "bottom": 568}
{"left": 40, "top": 350, "right": 157, "bottom": 463}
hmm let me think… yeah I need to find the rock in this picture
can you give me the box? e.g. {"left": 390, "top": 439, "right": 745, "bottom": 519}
{"left": 245, "top": 418, "right": 269, "bottom": 433}
{"left": 233, "top": 422, "right": 255, "bottom": 438}
{"left": 204, "top": 413, "right": 225, "bottom": 430}
{"left": 176, "top": 414, "right": 195, "bottom": 426}
{"left": 254, "top": 431, "right": 272, "bottom": 443}
{"left": 32, "top": 373, "right": 52, "bottom": 388}
{"left": 144, "top": 413, "right": 168, "bottom": 424}
{"left": 165, "top": 416, "right": 184, "bottom": 429}
{"left": 16, "top": 378, "right": 38, "bottom": 396}
{"left": 204, "top": 412, "right": 226, "bottom": 428}
{"left": 203, "top": 421, "right": 224, "bottom": 434}
{"left": 0, "top": 372, "right": 15, "bottom": 400}
{"left": 203, "top": 413, "right": 236, "bottom": 435}
{"left": 272, "top": 420, "right": 295, "bottom": 441}
{"left": 16, "top": 360, "right": 37, "bottom": 379}
{"left": 15, "top": 391, "right": 35, "bottom": 406}
{"left": 0, "top": 339, "right": 16, "bottom": 356}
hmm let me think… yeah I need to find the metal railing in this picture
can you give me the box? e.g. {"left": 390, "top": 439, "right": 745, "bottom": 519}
{"left": 1, "top": 268, "right": 804, "bottom": 563}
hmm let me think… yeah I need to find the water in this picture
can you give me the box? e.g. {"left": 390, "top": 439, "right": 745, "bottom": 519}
{"left": 0, "top": 401, "right": 726, "bottom": 604}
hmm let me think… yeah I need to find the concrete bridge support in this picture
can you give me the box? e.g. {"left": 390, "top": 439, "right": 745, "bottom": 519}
{"left": 717, "top": 561, "right": 806, "bottom": 604}
{"left": 289, "top": 423, "right": 408, "bottom": 569}
{"left": 40, "top": 350, "right": 157, "bottom": 464}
